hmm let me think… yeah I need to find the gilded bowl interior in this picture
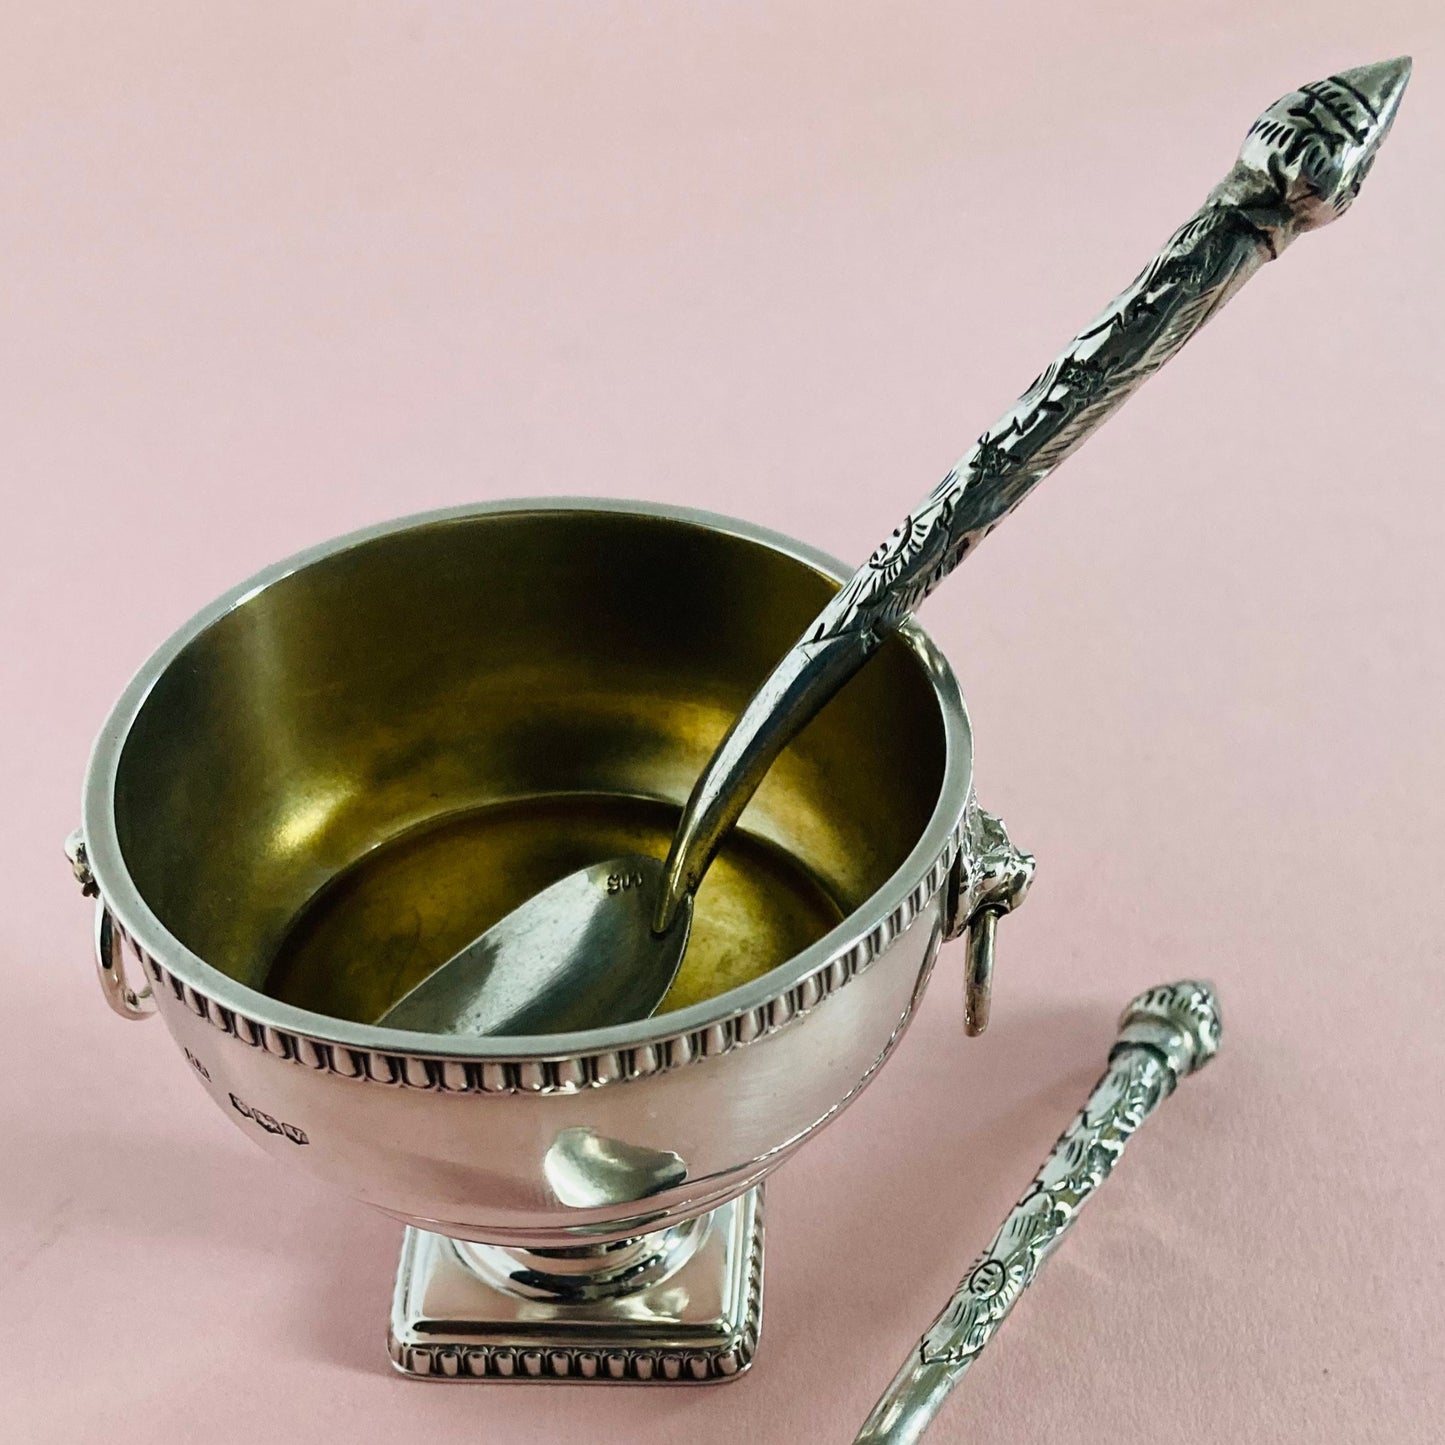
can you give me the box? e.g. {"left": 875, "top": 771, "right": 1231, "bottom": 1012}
{"left": 111, "top": 506, "right": 951, "bottom": 1026}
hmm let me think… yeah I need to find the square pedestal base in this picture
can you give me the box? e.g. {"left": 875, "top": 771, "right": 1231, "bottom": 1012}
{"left": 388, "top": 1187, "right": 764, "bottom": 1383}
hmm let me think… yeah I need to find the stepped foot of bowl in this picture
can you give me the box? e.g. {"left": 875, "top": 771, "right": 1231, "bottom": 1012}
{"left": 388, "top": 1187, "right": 764, "bottom": 1383}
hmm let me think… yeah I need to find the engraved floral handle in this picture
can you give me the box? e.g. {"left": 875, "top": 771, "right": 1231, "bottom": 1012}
{"left": 853, "top": 980, "right": 1223, "bottom": 1444}
{"left": 654, "top": 59, "right": 1411, "bottom": 933}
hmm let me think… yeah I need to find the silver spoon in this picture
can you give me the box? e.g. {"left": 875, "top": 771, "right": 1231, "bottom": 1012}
{"left": 380, "top": 58, "right": 1409, "bottom": 1037}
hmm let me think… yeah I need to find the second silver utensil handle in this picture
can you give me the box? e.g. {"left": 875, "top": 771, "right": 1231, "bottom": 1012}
{"left": 854, "top": 979, "right": 1223, "bottom": 1445}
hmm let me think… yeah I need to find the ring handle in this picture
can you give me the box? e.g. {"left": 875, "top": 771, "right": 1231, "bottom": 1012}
{"left": 945, "top": 803, "right": 1035, "bottom": 1036}
{"left": 66, "top": 829, "right": 156, "bottom": 1021}
{"left": 94, "top": 906, "right": 156, "bottom": 1020}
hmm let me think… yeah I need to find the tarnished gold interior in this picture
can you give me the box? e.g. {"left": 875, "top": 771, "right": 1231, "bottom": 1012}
{"left": 113, "top": 508, "right": 948, "bottom": 1023}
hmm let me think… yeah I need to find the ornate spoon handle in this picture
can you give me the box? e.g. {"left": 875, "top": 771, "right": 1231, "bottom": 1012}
{"left": 654, "top": 59, "right": 1410, "bottom": 932}
{"left": 854, "top": 980, "right": 1224, "bottom": 1445}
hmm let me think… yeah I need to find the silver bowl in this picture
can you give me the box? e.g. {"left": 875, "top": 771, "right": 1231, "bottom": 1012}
{"left": 70, "top": 499, "right": 1031, "bottom": 1382}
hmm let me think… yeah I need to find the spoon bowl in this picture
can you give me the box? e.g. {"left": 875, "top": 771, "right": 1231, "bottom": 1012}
{"left": 378, "top": 855, "right": 691, "bottom": 1034}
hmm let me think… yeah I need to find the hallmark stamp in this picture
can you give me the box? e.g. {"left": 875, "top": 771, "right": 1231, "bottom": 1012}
{"left": 229, "top": 1092, "right": 309, "bottom": 1145}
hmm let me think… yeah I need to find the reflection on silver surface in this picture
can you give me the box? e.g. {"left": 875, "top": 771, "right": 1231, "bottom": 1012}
{"left": 543, "top": 1127, "right": 688, "bottom": 1210}
{"left": 455, "top": 1210, "right": 708, "bottom": 1303}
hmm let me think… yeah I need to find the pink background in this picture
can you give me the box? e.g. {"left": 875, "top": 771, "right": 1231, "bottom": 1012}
{"left": 4, "top": 4, "right": 1442, "bottom": 1441}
